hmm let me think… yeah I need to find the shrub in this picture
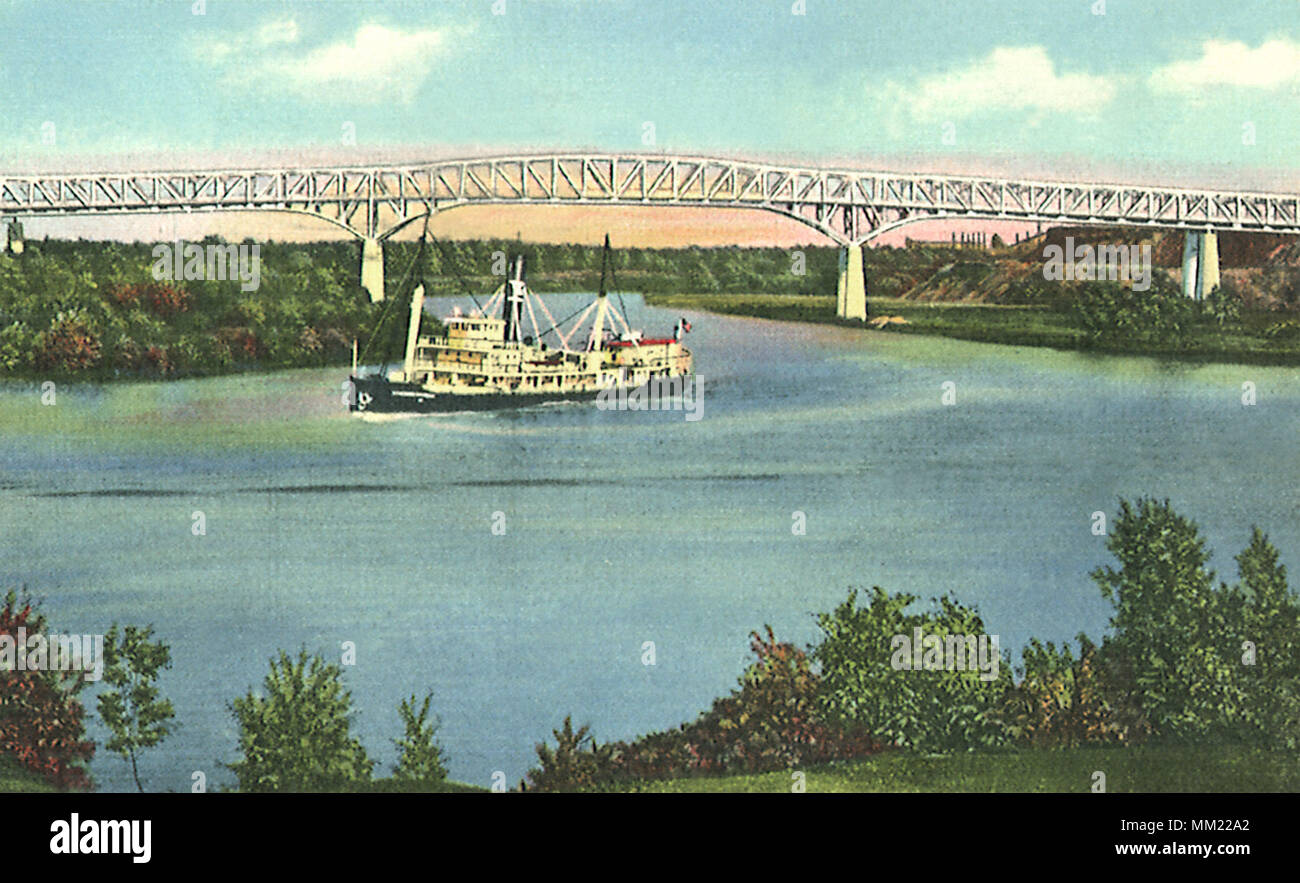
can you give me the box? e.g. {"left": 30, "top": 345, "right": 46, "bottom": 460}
{"left": 109, "top": 283, "right": 142, "bottom": 308}
{"left": 527, "top": 717, "right": 612, "bottom": 792}
{"left": 217, "top": 326, "right": 260, "bottom": 360}
{"left": 144, "top": 283, "right": 190, "bottom": 317}
{"left": 107, "top": 282, "right": 190, "bottom": 317}
{"left": 0, "top": 590, "right": 95, "bottom": 790}
{"left": 37, "top": 312, "right": 102, "bottom": 373}
{"left": 1070, "top": 275, "right": 1195, "bottom": 346}
{"left": 0, "top": 321, "right": 37, "bottom": 372}
{"left": 227, "top": 650, "right": 373, "bottom": 792}
{"left": 111, "top": 335, "right": 143, "bottom": 373}
{"left": 525, "top": 627, "right": 878, "bottom": 791}
{"left": 813, "top": 587, "right": 1011, "bottom": 753}
{"left": 999, "top": 635, "right": 1151, "bottom": 747}
{"left": 297, "top": 325, "right": 323, "bottom": 356}
{"left": 1202, "top": 283, "right": 1242, "bottom": 327}
{"left": 143, "top": 345, "right": 172, "bottom": 376}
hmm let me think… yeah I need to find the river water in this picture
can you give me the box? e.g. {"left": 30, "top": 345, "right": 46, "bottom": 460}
{"left": 2, "top": 294, "right": 1297, "bottom": 792}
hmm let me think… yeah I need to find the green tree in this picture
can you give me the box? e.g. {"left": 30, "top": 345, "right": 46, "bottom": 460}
{"left": 392, "top": 692, "right": 449, "bottom": 787}
{"left": 1229, "top": 528, "right": 1300, "bottom": 747}
{"left": 228, "top": 650, "right": 373, "bottom": 792}
{"left": 96, "top": 624, "right": 176, "bottom": 792}
{"left": 528, "top": 716, "right": 611, "bottom": 792}
{"left": 813, "top": 587, "right": 1012, "bottom": 752}
{"left": 1089, "top": 498, "right": 1300, "bottom": 745}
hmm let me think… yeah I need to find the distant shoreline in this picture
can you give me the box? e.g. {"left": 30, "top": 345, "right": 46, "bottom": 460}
{"left": 645, "top": 293, "right": 1300, "bottom": 368}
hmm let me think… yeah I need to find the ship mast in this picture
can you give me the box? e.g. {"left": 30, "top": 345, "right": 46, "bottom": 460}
{"left": 402, "top": 283, "right": 426, "bottom": 379}
{"left": 587, "top": 234, "right": 612, "bottom": 351}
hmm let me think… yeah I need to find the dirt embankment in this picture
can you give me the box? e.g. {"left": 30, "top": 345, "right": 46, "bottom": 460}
{"left": 891, "top": 227, "right": 1300, "bottom": 310}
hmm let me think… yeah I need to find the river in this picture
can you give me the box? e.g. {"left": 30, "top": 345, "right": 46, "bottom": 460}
{"left": 2, "top": 294, "right": 1297, "bottom": 792}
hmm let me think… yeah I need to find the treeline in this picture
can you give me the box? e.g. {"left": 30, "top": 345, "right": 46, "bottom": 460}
{"left": 0, "top": 239, "right": 403, "bottom": 381}
{"left": 0, "top": 590, "right": 458, "bottom": 793}
{"left": 0, "top": 237, "right": 850, "bottom": 382}
{"left": 10, "top": 234, "right": 1291, "bottom": 384}
{"left": 386, "top": 238, "right": 843, "bottom": 295}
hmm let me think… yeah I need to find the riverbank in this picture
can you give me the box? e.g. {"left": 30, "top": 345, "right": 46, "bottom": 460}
{"left": 10, "top": 235, "right": 1300, "bottom": 380}
{"left": 10, "top": 746, "right": 1287, "bottom": 794}
{"left": 645, "top": 293, "right": 1300, "bottom": 366}
{"left": 623, "top": 746, "right": 1300, "bottom": 793}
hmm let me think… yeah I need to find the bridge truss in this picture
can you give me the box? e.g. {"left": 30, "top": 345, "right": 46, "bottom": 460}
{"left": 4, "top": 153, "right": 1300, "bottom": 246}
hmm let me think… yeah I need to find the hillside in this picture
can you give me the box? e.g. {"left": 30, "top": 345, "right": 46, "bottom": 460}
{"left": 887, "top": 226, "right": 1300, "bottom": 311}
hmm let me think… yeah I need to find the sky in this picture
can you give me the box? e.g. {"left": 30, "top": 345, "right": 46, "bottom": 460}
{"left": 4, "top": 0, "right": 1300, "bottom": 242}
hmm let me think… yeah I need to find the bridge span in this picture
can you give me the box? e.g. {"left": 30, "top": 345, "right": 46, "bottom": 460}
{"left": 4, "top": 152, "right": 1297, "bottom": 318}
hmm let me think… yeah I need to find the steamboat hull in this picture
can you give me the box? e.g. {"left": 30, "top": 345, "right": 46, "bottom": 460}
{"left": 349, "top": 374, "right": 602, "bottom": 414}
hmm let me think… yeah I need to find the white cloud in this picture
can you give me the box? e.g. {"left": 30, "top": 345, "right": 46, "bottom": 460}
{"left": 199, "top": 21, "right": 461, "bottom": 104}
{"left": 256, "top": 19, "right": 300, "bottom": 47}
{"left": 893, "top": 46, "right": 1117, "bottom": 120}
{"left": 1150, "top": 38, "right": 1300, "bottom": 92}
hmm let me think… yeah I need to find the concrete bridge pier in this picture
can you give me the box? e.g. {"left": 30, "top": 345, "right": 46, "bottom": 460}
{"left": 1181, "top": 230, "right": 1220, "bottom": 300}
{"left": 361, "top": 237, "right": 385, "bottom": 303}
{"left": 4, "top": 219, "right": 23, "bottom": 255}
{"left": 836, "top": 243, "right": 867, "bottom": 321}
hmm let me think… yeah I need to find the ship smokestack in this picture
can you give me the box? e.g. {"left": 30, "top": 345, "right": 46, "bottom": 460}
{"left": 502, "top": 255, "right": 526, "bottom": 344}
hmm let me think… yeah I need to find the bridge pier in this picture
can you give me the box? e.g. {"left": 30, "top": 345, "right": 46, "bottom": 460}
{"left": 4, "top": 219, "right": 22, "bottom": 255}
{"left": 360, "top": 237, "right": 384, "bottom": 303}
{"left": 1181, "top": 230, "right": 1220, "bottom": 300}
{"left": 836, "top": 243, "right": 867, "bottom": 321}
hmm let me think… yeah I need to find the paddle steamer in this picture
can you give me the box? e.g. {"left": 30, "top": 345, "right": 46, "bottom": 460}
{"left": 348, "top": 237, "right": 692, "bottom": 413}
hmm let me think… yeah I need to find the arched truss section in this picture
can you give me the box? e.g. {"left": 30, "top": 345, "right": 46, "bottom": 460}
{"left": 376, "top": 209, "right": 433, "bottom": 242}
{"left": 410, "top": 198, "right": 851, "bottom": 246}
{"left": 5, "top": 153, "right": 1300, "bottom": 245}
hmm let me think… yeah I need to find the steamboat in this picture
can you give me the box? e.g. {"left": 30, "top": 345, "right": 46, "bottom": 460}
{"left": 348, "top": 236, "right": 693, "bottom": 414}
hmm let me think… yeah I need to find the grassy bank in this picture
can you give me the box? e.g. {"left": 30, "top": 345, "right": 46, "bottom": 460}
{"left": 366, "top": 778, "right": 489, "bottom": 794}
{"left": 646, "top": 293, "right": 1300, "bottom": 366}
{"left": 0, "top": 756, "right": 56, "bottom": 793}
{"left": 624, "top": 746, "right": 1300, "bottom": 793}
{"left": 9, "top": 749, "right": 1291, "bottom": 793}
{"left": 0, "top": 769, "right": 488, "bottom": 794}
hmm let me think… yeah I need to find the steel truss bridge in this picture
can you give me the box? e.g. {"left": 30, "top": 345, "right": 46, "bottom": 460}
{"left": 5, "top": 152, "right": 1300, "bottom": 246}
{"left": 3, "top": 152, "right": 1297, "bottom": 314}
